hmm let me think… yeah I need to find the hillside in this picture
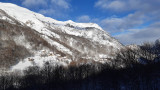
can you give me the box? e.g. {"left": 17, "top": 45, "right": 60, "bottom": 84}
{"left": 0, "top": 2, "right": 123, "bottom": 70}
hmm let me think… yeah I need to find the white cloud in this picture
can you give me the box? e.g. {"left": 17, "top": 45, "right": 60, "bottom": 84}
{"left": 77, "top": 15, "right": 91, "bottom": 22}
{"left": 39, "top": 9, "right": 55, "bottom": 15}
{"left": 51, "top": 0, "right": 70, "bottom": 9}
{"left": 107, "top": 1, "right": 126, "bottom": 11}
{"left": 114, "top": 22, "right": 160, "bottom": 45}
{"left": 22, "top": 0, "right": 47, "bottom": 7}
{"left": 95, "top": 0, "right": 160, "bottom": 44}
{"left": 101, "top": 12, "right": 146, "bottom": 33}
{"left": 95, "top": 0, "right": 160, "bottom": 13}
{"left": 22, "top": 0, "right": 71, "bottom": 18}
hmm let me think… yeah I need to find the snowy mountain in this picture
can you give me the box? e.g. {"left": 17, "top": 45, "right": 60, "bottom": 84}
{"left": 0, "top": 2, "right": 123, "bottom": 70}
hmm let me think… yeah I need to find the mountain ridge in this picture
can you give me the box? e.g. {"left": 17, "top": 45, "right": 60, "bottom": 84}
{"left": 0, "top": 2, "right": 123, "bottom": 71}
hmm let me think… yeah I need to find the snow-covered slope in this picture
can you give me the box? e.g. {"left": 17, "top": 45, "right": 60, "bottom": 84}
{"left": 0, "top": 2, "right": 123, "bottom": 70}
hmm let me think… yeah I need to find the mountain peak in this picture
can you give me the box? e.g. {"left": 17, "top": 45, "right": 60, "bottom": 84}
{"left": 65, "top": 20, "right": 103, "bottom": 30}
{"left": 0, "top": 2, "right": 102, "bottom": 30}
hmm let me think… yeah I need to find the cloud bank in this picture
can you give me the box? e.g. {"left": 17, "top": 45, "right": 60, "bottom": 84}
{"left": 94, "top": 0, "right": 160, "bottom": 44}
{"left": 22, "top": 0, "right": 71, "bottom": 18}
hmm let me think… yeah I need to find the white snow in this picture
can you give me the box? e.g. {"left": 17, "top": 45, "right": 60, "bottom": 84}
{"left": 0, "top": 2, "right": 102, "bottom": 31}
{"left": 12, "top": 50, "right": 71, "bottom": 71}
{"left": 13, "top": 34, "right": 32, "bottom": 49}
{"left": 42, "top": 35, "right": 73, "bottom": 55}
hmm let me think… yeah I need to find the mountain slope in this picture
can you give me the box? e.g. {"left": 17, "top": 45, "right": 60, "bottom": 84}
{"left": 0, "top": 2, "right": 123, "bottom": 70}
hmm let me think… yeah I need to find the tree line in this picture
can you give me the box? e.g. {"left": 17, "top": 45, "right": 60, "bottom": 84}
{"left": 0, "top": 42, "right": 160, "bottom": 90}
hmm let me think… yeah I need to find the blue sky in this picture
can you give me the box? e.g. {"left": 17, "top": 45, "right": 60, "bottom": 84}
{"left": 0, "top": 0, "right": 160, "bottom": 45}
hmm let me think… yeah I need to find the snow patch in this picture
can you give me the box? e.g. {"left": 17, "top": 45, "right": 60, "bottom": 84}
{"left": 11, "top": 50, "right": 71, "bottom": 71}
